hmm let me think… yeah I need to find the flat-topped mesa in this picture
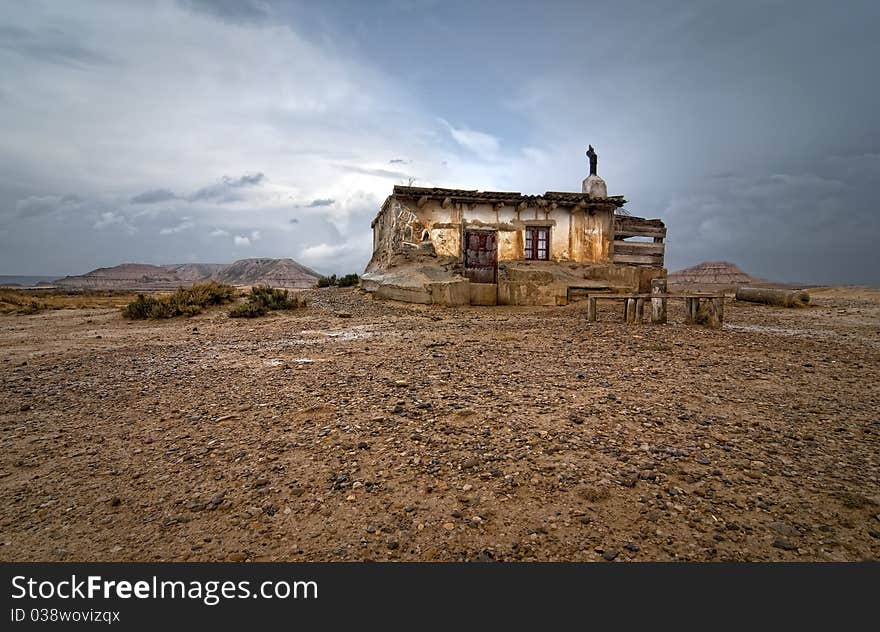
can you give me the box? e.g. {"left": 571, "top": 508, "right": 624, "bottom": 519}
{"left": 54, "top": 258, "right": 320, "bottom": 290}
{"left": 363, "top": 152, "right": 667, "bottom": 306}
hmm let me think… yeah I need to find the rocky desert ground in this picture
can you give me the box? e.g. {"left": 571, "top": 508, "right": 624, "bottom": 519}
{"left": 1, "top": 287, "right": 878, "bottom": 561}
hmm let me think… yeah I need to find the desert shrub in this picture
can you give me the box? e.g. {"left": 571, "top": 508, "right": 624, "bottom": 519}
{"left": 317, "top": 273, "right": 359, "bottom": 288}
{"left": 317, "top": 274, "right": 337, "bottom": 288}
{"left": 121, "top": 282, "right": 236, "bottom": 319}
{"left": 121, "top": 294, "right": 155, "bottom": 319}
{"left": 184, "top": 281, "right": 237, "bottom": 306}
{"left": 228, "top": 285, "right": 308, "bottom": 318}
{"left": 228, "top": 301, "right": 268, "bottom": 318}
{"left": 248, "top": 285, "right": 295, "bottom": 310}
{"left": 336, "top": 273, "right": 360, "bottom": 288}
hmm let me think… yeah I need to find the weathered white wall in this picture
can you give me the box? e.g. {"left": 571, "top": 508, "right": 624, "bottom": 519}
{"left": 369, "top": 196, "right": 616, "bottom": 266}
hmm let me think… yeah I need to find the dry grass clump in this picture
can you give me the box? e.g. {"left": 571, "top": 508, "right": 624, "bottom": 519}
{"left": 229, "top": 285, "right": 308, "bottom": 318}
{"left": 0, "top": 291, "right": 46, "bottom": 314}
{"left": 1, "top": 289, "right": 140, "bottom": 314}
{"left": 122, "top": 282, "right": 236, "bottom": 319}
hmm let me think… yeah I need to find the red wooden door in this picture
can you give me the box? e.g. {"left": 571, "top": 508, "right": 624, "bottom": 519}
{"left": 464, "top": 229, "right": 497, "bottom": 283}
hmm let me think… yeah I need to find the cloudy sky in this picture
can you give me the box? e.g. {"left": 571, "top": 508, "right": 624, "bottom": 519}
{"left": 1, "top": 0, "right": 878, "bottom": 283}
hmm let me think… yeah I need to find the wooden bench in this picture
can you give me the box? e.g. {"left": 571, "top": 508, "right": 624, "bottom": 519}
{"left": 586, "top": 280, "right": 724, "bottom": 328}
{"left": 566, "top": 285, "right": 609, "bottom": 302}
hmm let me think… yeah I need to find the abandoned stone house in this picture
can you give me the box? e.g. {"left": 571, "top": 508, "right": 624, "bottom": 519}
{"left": 362, "top": 150, "right": 667, "bottom": 306}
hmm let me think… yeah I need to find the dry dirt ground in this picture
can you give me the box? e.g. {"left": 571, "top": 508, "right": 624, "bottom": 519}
{"left": 1, "top": 287, "right": 879, "bottom": 562}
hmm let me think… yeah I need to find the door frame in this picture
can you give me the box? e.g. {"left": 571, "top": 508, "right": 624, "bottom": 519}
{"left": 463, "top": 228, "right": 498, "bottom": 284}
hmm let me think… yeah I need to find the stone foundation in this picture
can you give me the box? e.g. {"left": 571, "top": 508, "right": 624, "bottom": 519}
{"left": 362, "top": 258, "right": 666, "bottom": 307}
{"left": 469, "top": 283, "right": 498, "bottom": 306}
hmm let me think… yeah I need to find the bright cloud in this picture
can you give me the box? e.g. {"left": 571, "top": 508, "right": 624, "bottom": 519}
{"left": 439, "top": 118, "right": 500, "bottom": 159}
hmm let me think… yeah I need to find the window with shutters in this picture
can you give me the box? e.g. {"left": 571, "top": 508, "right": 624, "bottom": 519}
{"left": 524, "top": 226, "right": 550, "bottom": 260}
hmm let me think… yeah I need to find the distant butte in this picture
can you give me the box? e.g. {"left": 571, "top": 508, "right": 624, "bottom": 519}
{"left": 54, "top": 258, "right": 321, "bottom": 290}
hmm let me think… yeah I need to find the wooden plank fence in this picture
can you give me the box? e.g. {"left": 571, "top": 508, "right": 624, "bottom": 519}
{"left": 612, "top": 216, "right": 666, "bottom": 268}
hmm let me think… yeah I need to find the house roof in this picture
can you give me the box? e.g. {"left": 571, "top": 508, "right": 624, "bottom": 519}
{"left": 390, "top": 185, "right": 625, "bottom": 207}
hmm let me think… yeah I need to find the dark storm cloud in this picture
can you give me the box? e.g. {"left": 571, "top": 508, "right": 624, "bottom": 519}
{"left": 188, "top": 173, "right": 266, "bottom": 202}
{"left": 130, "top": 189, "right": 178, "bottom": 204}
{"left": 228, "top": 173, "right": 265, "bottom": 187}
{"left": 0, "top": 25, "right": 113, "bottom": 67}
{"left": 289, "top": 0, "right": 879, "bottom": 283}
{"left": 389, "top": 159, "right": 408, "bottom": 164}
{"left": 305, "top": 198, "right": 335, "bottom": 208}
{"left": 13, "top": 196, "right": 63, "bottom": 218}
{"left": 13, "top": 194, "right": 88, "bottom": 218}
{"left": 339, "top": 164, "right": 412, "bottom": 180}
{"left": 664, "top": 154, "right": 880, "bottom": 284}
{"left": 176, "top": 0, "right": 272, "bottom": 23}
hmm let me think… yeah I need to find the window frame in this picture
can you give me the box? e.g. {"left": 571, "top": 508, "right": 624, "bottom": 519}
{"left": 524, "top": 225, "right": 550, "bottom": 261}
